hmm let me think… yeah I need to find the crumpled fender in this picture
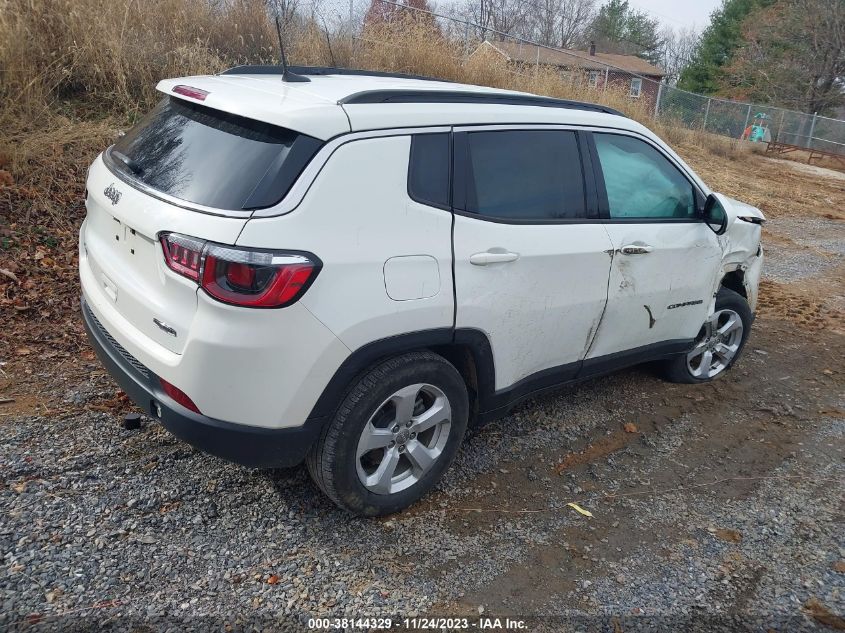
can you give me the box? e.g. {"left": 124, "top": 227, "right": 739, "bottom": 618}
{"left": 712, "top": 193, "right": 765, "bottom": 312}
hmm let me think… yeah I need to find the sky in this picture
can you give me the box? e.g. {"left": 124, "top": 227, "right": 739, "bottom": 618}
{"left": 626, "top": 0, "right": 722, "bottom": 30}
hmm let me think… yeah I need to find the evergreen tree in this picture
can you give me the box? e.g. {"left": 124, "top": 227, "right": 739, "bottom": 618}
{"left": 589, "top": 0, "right": 662, "bottom": 64}
{"left": 677, "top": 0, "right": 776, "bottom": 94}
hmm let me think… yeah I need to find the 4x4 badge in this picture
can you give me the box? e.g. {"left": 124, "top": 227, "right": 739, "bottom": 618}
{"left": 103, "top": 183, "right": 122, "bottom": 205}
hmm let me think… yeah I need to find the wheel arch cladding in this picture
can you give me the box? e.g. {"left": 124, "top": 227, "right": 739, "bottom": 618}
{"left": 306, "top": 328, "right": 496, "bottom": 425}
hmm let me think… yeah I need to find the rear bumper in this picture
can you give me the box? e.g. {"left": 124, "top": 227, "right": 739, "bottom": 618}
{"left": 81, "top": 298, "right": 322, "bottom": 468}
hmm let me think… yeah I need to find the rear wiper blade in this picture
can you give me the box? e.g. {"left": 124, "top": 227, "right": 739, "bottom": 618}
{"left": 111, "top": 149, "right": 144, "bottom": 176}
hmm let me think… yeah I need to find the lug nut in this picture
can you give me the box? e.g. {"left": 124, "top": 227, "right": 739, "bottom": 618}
{"left": 398, "top": 445, "right": 405, "bottom": 453}
{"left": 388, "top": 440, "right": 396, "bottom": 448}
{"left": 410, "top": 432, "right": 417, "bottom": 440}
{"left": 391, "top": 424, "right": 400, "bottom": 433}
{"left": 406, "top": 421, "right": 413, "bottom": 428}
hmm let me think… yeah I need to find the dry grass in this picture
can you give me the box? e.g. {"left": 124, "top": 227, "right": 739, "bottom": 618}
{"left": 0, "top": 0, "right": 277, "bottom": 122}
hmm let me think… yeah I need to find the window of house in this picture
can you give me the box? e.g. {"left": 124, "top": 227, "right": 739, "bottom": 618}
{"left": 593, "top": 133, "right": 696, "bottom": 220}
{"left": 588, "top": 71, "right": 599, "bottom": 87}
{"left": 629, "top": 77, "right": 642, "bottom": 98}
{"left": 462, "top": 130, "right": 587, "bottom": 221}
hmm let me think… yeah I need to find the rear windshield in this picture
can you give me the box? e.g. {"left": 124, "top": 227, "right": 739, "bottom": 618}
{"left": 106, "top": 97, "right": 322, "bottom": 210}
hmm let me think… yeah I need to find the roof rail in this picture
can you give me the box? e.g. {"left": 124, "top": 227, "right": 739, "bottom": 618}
{"left": 220, "top": 65, "right": 450, "bottom": 83}
{"left": 218, "top": 65, "right": 624, "bottom": 116}
{"left": 339, "top": 90, "right": 625, "bottom": 116}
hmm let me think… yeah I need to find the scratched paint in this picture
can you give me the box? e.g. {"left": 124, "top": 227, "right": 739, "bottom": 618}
{"left": 644, "top": 305, "right": 656, "bottom": 328}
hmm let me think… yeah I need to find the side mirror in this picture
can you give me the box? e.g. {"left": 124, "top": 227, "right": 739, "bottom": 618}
{"left": 702, "top": 193, "right": 728, "bottom": 235}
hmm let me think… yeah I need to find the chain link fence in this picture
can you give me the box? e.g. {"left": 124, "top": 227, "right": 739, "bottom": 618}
{"left": 642, "top": 75, "right": 843, "bottom": 160}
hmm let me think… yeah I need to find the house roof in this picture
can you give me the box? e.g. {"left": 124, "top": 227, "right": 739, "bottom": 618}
{"left": 482, "top": 41, "right": 666, "bottom": 78}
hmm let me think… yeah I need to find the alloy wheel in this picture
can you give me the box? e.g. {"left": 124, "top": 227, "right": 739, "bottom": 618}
{"left": 686, "top": 308, "right": 744, "bottom": 379}
{"left": 355, "top": 383, "right": 452, "bottom": 495}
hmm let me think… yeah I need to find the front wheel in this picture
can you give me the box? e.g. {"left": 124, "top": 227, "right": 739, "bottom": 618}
{"left": 306, "top": 351, "right": 468, "bottom": 516}
{"left": 662, "top": 287, "right": 753, "bottom": 384}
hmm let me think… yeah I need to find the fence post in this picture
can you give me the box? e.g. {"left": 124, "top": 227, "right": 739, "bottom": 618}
{"left": 807, "top": 112, "right": 818, "bottom": 149}
{"left": 776, "top": 110, "right": 785, "bottom": 142}
{"left": 703, "top": 98, "right": 711, "bottom": 131}
{"left": 742, "top": 104, "right": 752, "bottom": 137}
{"left": 654, "top": 81, "right": 663, "bottom": 118}
{"left": 604, "top": 67, "right": 609, "bottom": 91}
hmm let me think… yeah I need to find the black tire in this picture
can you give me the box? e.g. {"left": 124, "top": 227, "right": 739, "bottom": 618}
{"left": 306, "top": 351, "right": 469, "bottom": 516}
{"left": 662, "top": 287, "right": 753, "bottom": 384}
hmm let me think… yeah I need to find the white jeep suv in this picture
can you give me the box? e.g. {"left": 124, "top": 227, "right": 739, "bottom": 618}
{"left": 79, "top": 66, "right": 764, "bottom": 515}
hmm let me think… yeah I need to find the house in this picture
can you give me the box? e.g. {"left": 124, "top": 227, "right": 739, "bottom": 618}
{"left": 474, "top": 40, "right": 666, "bottom": 109}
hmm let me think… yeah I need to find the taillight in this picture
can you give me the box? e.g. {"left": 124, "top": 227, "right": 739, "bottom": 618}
{"left": 160, "top": 378, "right": 201, "bottom": 414}
{"left": 159, "top": 232, "right": 321, "bottom": 309}
{"left": 160, "top": 233, "right": 204, "bottom": 282}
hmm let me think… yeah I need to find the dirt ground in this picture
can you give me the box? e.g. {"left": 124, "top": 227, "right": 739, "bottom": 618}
{"left": 1, "top": 149, "right": 844, "bottom": 631}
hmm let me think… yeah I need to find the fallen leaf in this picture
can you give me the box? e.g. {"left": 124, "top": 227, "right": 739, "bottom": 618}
{"left": 713, "top": 528, "right": 742, "bottom": 543}
{"left": 567, "top": 502, "right": 593, "bottom": 517}
{"left": 267, "top": 575, "right": 280, "bottom": 585}
{"left": 0, "top": 170, "right": 13, "bottom": 187}
{"left": 623, "top": 422, "right": 638, "bottom": 433}
{"left": 11, "top": 482, "right": 27, "bottom": 493}
{"left": 15, "top": 347, "right": 32, "bottom": 356}
{"left": 804, "top": 597, "right": 845, "bottom": 630}
{"left": 0, "top": 268, "right": 18, "bottom": 283}
{"left": 834, "top": 561, "right": 845, "bottom": 573}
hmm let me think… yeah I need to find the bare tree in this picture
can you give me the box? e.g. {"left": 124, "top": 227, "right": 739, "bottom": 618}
{"left": 557, "top": 0, "right": 594, "bottom": 48}
{"left": 660, "top": 25, "right": 699, "bottom": 84}
{"left": 453, "top": 0, "right": 531, "bottom": 41}
{"left": 524, "top": 0, "right": 594, "bottom": 49}
{"left": 725, "top": 0, "right": 844, "bottom": 114}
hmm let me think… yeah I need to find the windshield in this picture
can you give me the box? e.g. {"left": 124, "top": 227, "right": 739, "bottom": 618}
{"left": 106, "top": 97, "right": 322, "bottom": 210}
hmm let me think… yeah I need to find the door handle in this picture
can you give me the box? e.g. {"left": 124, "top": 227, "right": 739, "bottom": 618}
{"left": 469, "top": 251, "right": 520, "bottom": 266}
{"left": 619, "top": 244, "right": 654, "bottom": 255}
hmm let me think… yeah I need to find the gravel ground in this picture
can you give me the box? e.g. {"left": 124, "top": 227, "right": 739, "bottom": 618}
{"left": 3, "top": 319, "right": 843, "bottom": 632}
{"left": 759, "top": 217, "right": 845, "bottom": 284}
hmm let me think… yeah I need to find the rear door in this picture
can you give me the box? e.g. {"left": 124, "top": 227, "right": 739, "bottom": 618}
{"left": 583, "top": 131, "right": 721, "bottom": 361}
{"left": 451, "top": 126, "right": 614, "bottom": 391}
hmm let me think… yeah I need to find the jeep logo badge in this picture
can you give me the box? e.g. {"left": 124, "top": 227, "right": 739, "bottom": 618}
{"left": 104, "top": 183, "right": 122, "bottom": 205}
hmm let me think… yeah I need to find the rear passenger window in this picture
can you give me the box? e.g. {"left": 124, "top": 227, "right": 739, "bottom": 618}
{"left": 464, "top": 130, "right": 586, "bottom": 221}
{"left": 408, "top": 133, "right": 450, "bottom": 209}
{"left": 593, "top": 133, "right": 696, "bottom": 219}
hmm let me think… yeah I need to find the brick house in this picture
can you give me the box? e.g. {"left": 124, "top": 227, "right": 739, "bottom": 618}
{"left": 474, "top": 40, "right": 666, "bottom": 110}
